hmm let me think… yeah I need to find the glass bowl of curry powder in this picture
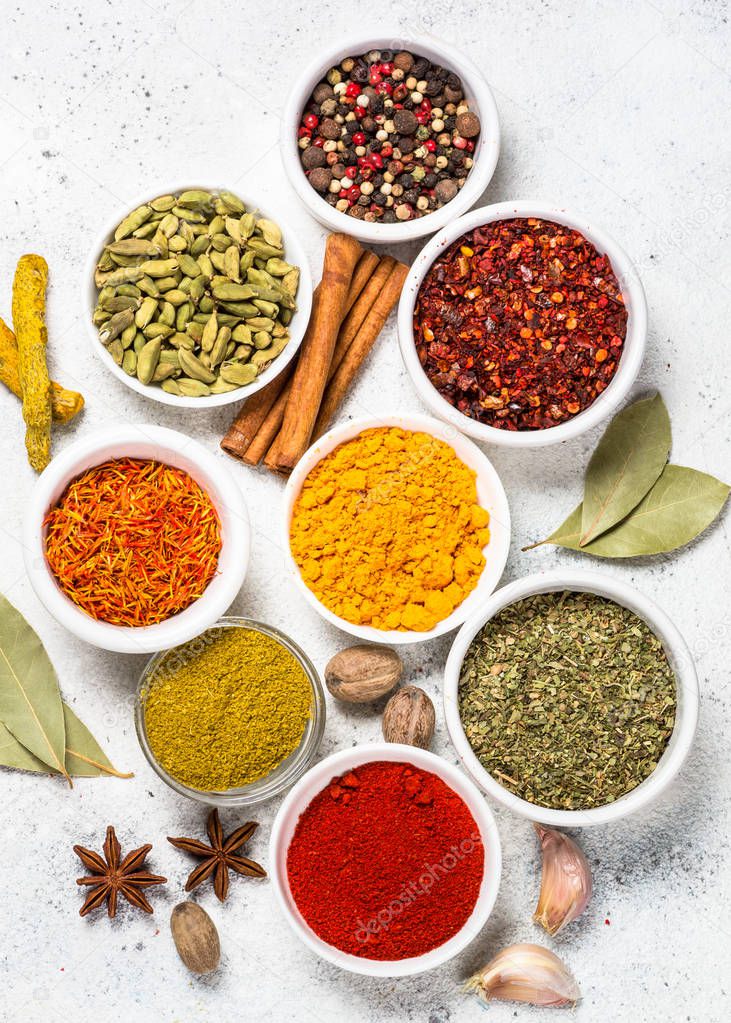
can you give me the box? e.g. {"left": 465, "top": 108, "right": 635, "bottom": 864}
{"left": 135, "top": 617, "right": 326, "bottom": 806}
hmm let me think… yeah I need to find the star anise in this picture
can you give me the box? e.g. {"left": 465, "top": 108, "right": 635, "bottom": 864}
{"left": 73, "top": 825, "right": 167, "bottom": 918}
{"left": 167, "top": 808, "right": 266, "bottom": 902}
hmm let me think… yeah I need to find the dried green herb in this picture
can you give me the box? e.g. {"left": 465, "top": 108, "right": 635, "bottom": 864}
{"left": 525, "top": 394, "right": 729, "bottom": 557}
{"left": 580, "top": 393, "right": 671, "bottom": 545}
{"left": 458, "top": 592, "right": 677, "bottom": 810}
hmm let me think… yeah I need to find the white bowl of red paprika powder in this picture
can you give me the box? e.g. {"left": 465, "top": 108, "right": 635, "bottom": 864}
{"left": 269, "top": 743, "right": 502, "bottom": 976}
{"left": 398, "top": 201, "right": 647, "bottom": 448}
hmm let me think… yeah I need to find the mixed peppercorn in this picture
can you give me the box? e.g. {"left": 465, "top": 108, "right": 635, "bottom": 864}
{"left": 413, "top": 217, "right": 628, "bottom": 431}
{"left": 297, "top": 49, "right": 481, "bottom": 223}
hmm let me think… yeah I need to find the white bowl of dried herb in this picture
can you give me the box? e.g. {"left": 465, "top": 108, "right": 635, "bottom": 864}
{"left": 444, "top": 569, "right": 699, "bottom": 827}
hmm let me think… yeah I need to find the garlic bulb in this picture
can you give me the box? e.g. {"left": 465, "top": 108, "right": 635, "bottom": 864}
{"left": 533, "top": 824, "right": 593, "bottom": 936}
{"left": 466, "top": 943, "right": 581, "bottom": 1007}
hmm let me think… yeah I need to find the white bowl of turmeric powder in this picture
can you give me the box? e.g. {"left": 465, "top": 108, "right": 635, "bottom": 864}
{"left": 282, "top": 414, "right": 511, "bottom": 644}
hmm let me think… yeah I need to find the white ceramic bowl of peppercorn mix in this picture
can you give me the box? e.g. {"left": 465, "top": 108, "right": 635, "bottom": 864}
{"left": 443, "top": 569, "right": 699, "bottom": 827}
{"left": 83, "top": 181, "right": 313, "bottom": 408}
{"left": 398, "top": 201, "right": 648, "bottom": 447}
{"left": 23, "top": 424, "right": 250, "bottom": 654}
{"left": 282, "top": 413, "right": 511, "bottom": 644}
{"left": 269, "top": 742, "right": 502, "bottom": 976}
{"left": 281, "top": 36, "right": 500, "bottom": 243}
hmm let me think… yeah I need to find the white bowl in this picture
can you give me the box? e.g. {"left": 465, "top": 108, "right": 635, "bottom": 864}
{"left": 269, "top": 742, "right": 502, "bottom": 976}
{"left": 83, "top": 181, "right": 313, "bottom": 409}
{"left": 280, "top": 35, "right": 500, "bottom": 244}
{"left": 23, "top": 425, "right": 250, "bottom": 653}
{"left": 444, "top": 569, "right": 699, "bottom": 827}
{"left": 282, "top": 413, "right": 511, "bottom": 644}
{"left": 398, "top": 201, "right": 648, "bottom": 447}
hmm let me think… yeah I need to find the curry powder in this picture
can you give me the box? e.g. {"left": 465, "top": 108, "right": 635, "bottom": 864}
{"left": 144, "top": 626, "right": 312, "bottom": 791}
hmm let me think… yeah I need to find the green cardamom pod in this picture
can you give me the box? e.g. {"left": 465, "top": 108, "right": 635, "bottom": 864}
{"left": 164, "top": 289, "right": 189, "bottom": 306}
{"left": 177, "top": 254, "right": 201, "bottom": 278}
{"left": 253, "top": 330, "right": 272, "bottom": 349}
{"left": 239, "top": 213, "right": 256, "bottom": 239}
{"left": 209, "top": 250, "right": 227, "bottom": 273}
{"left": 173, "top": 206, "right": 207, "bottom": 224}
{"left": 208, "top": 378, "right": 241, "bottom": 394}
{"left": 106, "top": 238, "right": 161, "bottom": 257}
{"left": 186, "top": 322, "right": 204, "bottom": 343}
{"left": 155, "top": 275, "right": 182, "bottom": 293}
{"left": 201, "top": 310, "right": 218, "bottom": 352}
{"left": 132, "top": 221, "right": 159, "bottom": 240}
{"left": 221, "top": 301, "right": 259, "bottom": 317}
{"left": 133, "top": 332, "right": 147, "bottom": 354}
{"left": 107, "top": 338, "right": 125, "bottom": 365}
{"left": 150, "top": 194, "right": 177, "bottom": 212}
{"left": 122, "top": 349, "right": 137, "bottom": 376}
{"left": 219, "top": 191, "right": 246, "bottom": 214}
{"left": 135, "top": 298, "right": 158, "bottom": 328}
{"left": 256, "top": 218, "right": 283, "bottom": 248}
{"left": 99, "top": 307, "right": 135, "bottom": 344}
{"left": 232, "top": 324, "right": 253, "bottom": 345}
{"left": 137, "top": 338, "right": 162, "bottom": 385}
{"left": 167, "top": 331, "right": 196, "bottom": 350}
{"left": 253, "top": 299, "right": 279, "bottom": 318}
{"left": 105, "top": 266, "right": 145, "bottom": 286}
{"left": 247, "top": 237, "right": 283, "bottom": 259}
{"left": 178, "top": 348, "right": 217, "bottom": 383}
{"left": 168, "top": 236, "right": 188, "bottom": 253}
{"left": 212, "top": 283, "right": 256, "bottom": 302}
{"left": 161, "top": 379, "right": 182, "bottom": 395}
{"left": 224, "top": 245, "right": 241, "bottom": 282}
{"left": 138, "top": 275, "right": 160, "bottom": 297}
{"left": 247, "top": 317, "right": 275, "bottom": 332}
{"left": 190, "top": 234, "right": 210, "bottom": 257}
{"left": 225, "top": 216, "right": 243, "bottom": 244}
{"left": 177, "top": 377, "right": 211, "bottom": 397}
{"left": 114, "top": 204, "right": 153, "bottom": 241}
{"left": 176, "top": 189, "right": 213, "bottom": 208}
{"left": 281, "top": 268, "right": 300, "bottom": 296}
{"left": 121, "top": 323, "right": 137, "bottom": 347}
{"left": 139, "top": 258, "right": 179, "bottom": 278}
{"left": 210, "top": 233, "right": 232, "bottom": 253}
{"left": 143, "top": 322, "right": 174, "bottom": 339}
{"left": 158, "top": 301, "right": 176, "bottom": 326}
{"left": 209, "top": 325, "right": 232, "bottom": 368}
{"left": 101, "top": 295, "right": 139, "bottom": 313}
{"left": 176, "top": 301, "right": 193, "bottom": 330}
{"left": 220, "top": 361, "right": 258, "bottom": 386}
{"left": 151, "top": 362, "right": 179, "bottom": 383}
{"left": 233, "top": 344, "right": 253, "bottom": 361}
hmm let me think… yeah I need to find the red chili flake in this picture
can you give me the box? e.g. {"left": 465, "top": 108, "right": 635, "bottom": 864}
{"left": 413, "top": 218, "right": 627, "bottom": 431}
{"left": 43, "top": 458, "right": 222, "bottom": 627}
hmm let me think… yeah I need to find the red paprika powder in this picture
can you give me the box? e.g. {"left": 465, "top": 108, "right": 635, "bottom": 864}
{"left": 413, "top": 217, "right": 627, "bottom": 431}
{"left": 286, "top": 760, "right": 484, "bottom": 960}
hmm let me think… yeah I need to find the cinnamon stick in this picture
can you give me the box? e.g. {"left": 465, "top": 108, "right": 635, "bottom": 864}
{"left": 312, "top": 260, "right": 409, "bottom": 441}
{"left": 264, "top": 256, "right": 406, "bottom": 471}
{"left": 220, "top": 244, "right": 372, "bottom": 462}
{"left": 268, "top": 233, "right": 362, "bottom": 473}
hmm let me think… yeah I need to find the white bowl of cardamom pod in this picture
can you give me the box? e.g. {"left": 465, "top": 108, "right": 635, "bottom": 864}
{"left": 83, "top": 182, "right": 313, "bottom": 408}
{"left": 443, "top": 569, "right": 699, "bottom": 827}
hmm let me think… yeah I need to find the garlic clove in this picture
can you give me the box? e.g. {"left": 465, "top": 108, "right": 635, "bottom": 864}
{"left": 533, "top": 823, "right": 593, "bottom": 936}
{"left": 466, "top": 943, "right": 581, "bottom": 1007}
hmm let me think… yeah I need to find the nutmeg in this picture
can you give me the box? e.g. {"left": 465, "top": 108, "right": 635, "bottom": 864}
{"left": 325, "top": 644, "right": 403, "bottom": 703}
{"left": 382, "top": 685, "right": 435, "bottom": 749}
{"left": 170, "top": 901, "right": 220, "bottom": 975}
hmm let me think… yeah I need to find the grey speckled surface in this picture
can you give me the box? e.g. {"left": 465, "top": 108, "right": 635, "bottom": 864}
{"left": 1, "top": 2, "right": 729, "bottom": 1020}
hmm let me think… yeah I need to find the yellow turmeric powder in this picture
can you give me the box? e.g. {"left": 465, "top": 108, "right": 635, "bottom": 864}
{"left": 290, "top": 426, "right": 491, "bottom": 631}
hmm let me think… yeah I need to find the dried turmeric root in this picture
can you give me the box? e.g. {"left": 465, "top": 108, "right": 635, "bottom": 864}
{"left": 12, "top": 254, "right": 52, "bottom": 471}
{"left": 0, "top": 318, "right": 83, "bottom": 424}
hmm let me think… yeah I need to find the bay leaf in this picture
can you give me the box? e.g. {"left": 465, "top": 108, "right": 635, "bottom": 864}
{"left": 580, "top": 393, "right": 671, "bottom": 545}
{"left": 0, "top": 594, "right": 69, "bottom": 781}
{"left": 529, "top": 465, "right": 729, "bottom": 557}
{"left": 0, "top": 720, "right": 50, "bottom": 773}
{"left": 0, "top": 705, "right": 132, "bottom": 778}
{"left": 62, "top": 703, "right": 133, "bottom": 778}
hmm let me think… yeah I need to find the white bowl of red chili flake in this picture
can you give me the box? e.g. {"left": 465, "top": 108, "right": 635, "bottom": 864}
{"left": 269, "top": 743, "right": 502, "bottom": 976}
{"left": 23, "top": 424, "right": 250, "bottom": 653}
{"left": 281, "top": 36, "right": 500, "bottom": 243}
{"left": 398, "top": 202, "right": 648, "bottom": 446}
